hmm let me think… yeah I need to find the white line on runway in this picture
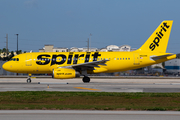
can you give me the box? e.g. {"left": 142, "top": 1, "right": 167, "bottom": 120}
{"left": 38, "top": 82, "right": 69, "bottom": 84}
{"left": 0, "top": 110, "right": 180, "bottom": 115}
{"left": 154, "top": 83, "right": 180, "bottom": 85}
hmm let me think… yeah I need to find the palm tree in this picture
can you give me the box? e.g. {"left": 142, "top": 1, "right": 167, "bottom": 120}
{"left": 3, "top": 53, "right": 6, "bottom": 57}
{"left": 2, "top": 48, "right": 6, "bottom": 53}
{"left": 18, "top": 50, "right": 22, "bottom": 54}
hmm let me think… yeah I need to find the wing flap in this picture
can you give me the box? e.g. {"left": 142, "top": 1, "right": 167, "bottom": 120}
{"left": 59, "top": 59, "right": 109, "bottom": 70}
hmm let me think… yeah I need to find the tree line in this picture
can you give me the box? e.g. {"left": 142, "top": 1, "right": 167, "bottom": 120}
{"left": 0, "top": 48, "right": 25, "bottom": 61}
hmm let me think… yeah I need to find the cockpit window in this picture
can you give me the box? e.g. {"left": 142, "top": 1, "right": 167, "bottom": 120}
{"left": 10, "top": 58, "right": 19, "bottom": 61}
{"left": 10, "top": 58, "right": 14, "bottom": 61}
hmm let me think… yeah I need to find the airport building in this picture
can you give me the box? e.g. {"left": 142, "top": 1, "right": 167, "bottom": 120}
{"left": 39, "top": 45, "right": 69, "bottom": 52}
{"left": 39, "top": 44, "right": 135, "bottom": 52}
{"left": 164, "top": 59, "right": 180, "bottom": 75}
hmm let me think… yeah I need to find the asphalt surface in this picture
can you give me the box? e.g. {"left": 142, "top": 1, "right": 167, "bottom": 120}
{"left": 0, "top": 110, "right": 180, "bottom": 120}
{"left": 0, "top": 77, "right": 180, "bottom": 92}
{"left": 1, "top": 77, "right": 180, "bottom": 119}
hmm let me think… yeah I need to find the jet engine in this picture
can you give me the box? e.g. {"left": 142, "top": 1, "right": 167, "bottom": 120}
{"left": 52, "top": 68, "right": 80, "bottom": 79}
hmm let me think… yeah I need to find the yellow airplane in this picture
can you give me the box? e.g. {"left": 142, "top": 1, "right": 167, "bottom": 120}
{"left": 3, "top": 20, "right": 177, "bottom": 83}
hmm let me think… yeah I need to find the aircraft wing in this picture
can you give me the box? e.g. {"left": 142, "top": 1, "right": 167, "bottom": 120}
{"left": 59, "top": 59, "right": 109, "bottom": 71}
{"left": 150, "top": 54, "right": 175, "bottom": 60}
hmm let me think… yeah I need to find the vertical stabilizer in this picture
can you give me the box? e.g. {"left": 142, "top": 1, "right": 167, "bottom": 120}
{"left": 137, "top": 20, "right": 173, "bottom": 53}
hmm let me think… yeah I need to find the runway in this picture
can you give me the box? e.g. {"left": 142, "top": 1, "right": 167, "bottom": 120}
{"left": 1, "top": 78, "right": 180, "bottom": 119}
{"left": 0, "top": 110, "right": 180, "bottom": 120}
{"left": 0, "top": 77, "right": 180, "bottom": 92}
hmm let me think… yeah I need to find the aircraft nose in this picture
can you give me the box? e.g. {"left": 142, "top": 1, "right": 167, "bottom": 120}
{"left": 2, "top": 62, "right": 11, "bottom": 71}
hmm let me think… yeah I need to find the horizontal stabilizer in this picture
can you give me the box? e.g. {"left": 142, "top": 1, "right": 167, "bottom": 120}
{"left": 150, "top": 54, "right": 174, "bottom": 60}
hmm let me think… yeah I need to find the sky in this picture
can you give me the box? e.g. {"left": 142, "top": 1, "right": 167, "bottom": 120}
{"left": 0, "top": 0, "right": 180, "bottom": 53}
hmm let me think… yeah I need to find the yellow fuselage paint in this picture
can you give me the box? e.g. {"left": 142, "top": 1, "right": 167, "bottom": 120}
{"left": 2, "top": 51, "right": 176, "bottom": 74}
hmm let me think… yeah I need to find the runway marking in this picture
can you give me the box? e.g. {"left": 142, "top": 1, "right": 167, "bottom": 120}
{"left": 74, "top": 87, "right": 101, "bottom": 91}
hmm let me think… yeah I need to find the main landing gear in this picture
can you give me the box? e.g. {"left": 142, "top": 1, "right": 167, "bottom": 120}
{"left": 81, "top": 70, "right": 90, "bottom": 83}
{"left": 82, "top": 76, "right": 90, "bottom": 83}
{"left": 27, "top": 74, "right": 32, "bottom": 83}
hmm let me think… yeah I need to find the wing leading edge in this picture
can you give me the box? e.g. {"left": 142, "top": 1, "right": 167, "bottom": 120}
{"left": 58, "top": 59, "right": 109, "bottom": 71}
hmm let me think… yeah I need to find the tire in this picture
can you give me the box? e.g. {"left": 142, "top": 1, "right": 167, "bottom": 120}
{"left": 82, "top": 76, "right": 90, "bottom": 83}
{"left": 27, "top": 78, "right": 31, "bottom": 83}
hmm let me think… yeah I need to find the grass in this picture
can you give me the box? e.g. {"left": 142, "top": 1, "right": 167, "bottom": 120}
{"left": 0, "top": 91, "right": 180, "bottom": 110}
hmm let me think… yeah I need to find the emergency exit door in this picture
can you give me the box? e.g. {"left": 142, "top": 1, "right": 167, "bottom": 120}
{"left": 133, "top": 53, "right": 140, "bottom": 65}
{"left": 26, "top": 54, "right": 32, "bottom": 66}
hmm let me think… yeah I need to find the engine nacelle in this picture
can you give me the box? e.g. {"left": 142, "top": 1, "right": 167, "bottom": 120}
{"left": 52, "top": 68, "right": 80, "bottom": 79}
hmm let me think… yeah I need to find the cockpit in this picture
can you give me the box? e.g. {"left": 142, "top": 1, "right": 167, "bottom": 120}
{"left": 10, "top": 58, "right": 19, "bottom": 61}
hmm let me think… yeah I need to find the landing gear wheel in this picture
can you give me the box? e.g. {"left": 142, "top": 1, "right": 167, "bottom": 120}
{"left": 27, "top": 78, "right": 31, "bottom": 83}
{"left": 82, "top": 76, "right": 90, "bottom": 83}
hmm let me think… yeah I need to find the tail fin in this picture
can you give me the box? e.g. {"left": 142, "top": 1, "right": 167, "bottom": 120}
{"left": 137, "top": 20, "right": 173, "bottom": 53}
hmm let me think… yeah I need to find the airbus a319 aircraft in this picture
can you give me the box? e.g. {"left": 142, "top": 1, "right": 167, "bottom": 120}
{"left": 3, "top": 20, "right": 177, "bottom": 83}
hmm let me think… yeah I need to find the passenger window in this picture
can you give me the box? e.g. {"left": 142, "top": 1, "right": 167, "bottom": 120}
{"left": 117, "top": 58, "right": 119, "bottom": 60}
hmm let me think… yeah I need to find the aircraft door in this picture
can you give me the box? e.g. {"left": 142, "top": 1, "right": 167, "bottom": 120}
{"left": 26, "top": 54, "right": 32, "bottom": 66}
{"left": 133, "top": 53, "right": 140, "bottom": 65}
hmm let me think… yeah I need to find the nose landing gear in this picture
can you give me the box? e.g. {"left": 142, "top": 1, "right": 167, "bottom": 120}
{"left": 27, "top": 74, "right": 32, "bottom": 83}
